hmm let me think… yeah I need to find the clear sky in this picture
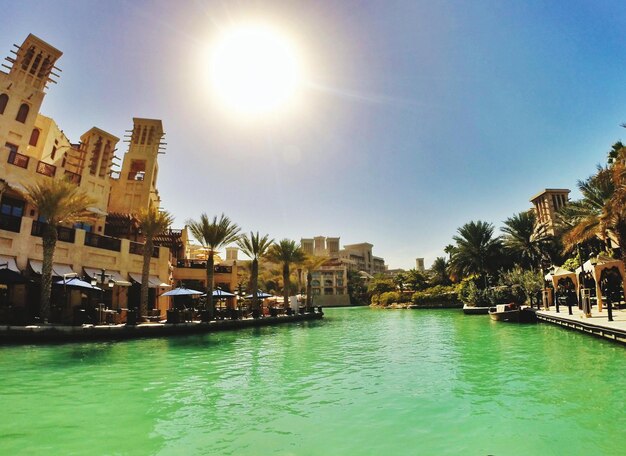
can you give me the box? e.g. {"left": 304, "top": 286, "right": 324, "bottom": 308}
{"left": 3, "top": 0, "right": 626, "bottom": 269}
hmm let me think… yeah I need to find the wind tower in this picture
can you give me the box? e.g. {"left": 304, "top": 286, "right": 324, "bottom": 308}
{"left": 0, "top": 34, "right": 62, "bottom": 142}
{"left": 108, "top": 118, "right": 166, "bottom": 214}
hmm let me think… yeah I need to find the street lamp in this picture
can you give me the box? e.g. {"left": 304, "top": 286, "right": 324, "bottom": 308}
{"left": 91, "top": 269, "right": 114, "bottom": 322}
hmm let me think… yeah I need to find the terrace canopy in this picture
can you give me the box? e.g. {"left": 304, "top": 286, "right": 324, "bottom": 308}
{"left": 129, "top": 273, "right": 171, "bottom": 288}
{"left": 84, "top": 268, "right": 131, "bottom": 287}
{"left": 588, "top": 256, "right": 626, "bottom": 310}
{"left": 0, "top": 255, "right": 27, "bottom": 284}
{"left": 28, "top": 260, "right": 76, "bottom": 277}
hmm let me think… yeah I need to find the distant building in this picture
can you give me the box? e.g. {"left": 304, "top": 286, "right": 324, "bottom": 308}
{"left": 530, "top": 188, "right": 570, "bottom": 235}
{"left": 415, "top": 258, "right": 425, "bottom": 272}
{"left": 299, "top": 236, "right": 387, "bottom": 307}
{"left": 339, "top": 242, "right": 386, "bottom": 275}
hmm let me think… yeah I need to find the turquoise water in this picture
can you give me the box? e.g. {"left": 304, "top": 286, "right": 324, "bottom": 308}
{"left": 1, "top": 308, "right": 625, "bottom": 455}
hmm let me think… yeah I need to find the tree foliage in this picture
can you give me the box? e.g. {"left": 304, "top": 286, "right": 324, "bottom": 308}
{"left": 186, "top": 213, "right": 240, "bottom": 319}
{"left": 25, "top": 178, "right": 96, "bottom": 321}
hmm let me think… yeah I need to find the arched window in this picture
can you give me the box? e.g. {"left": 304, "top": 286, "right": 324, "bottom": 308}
{"left": 0, "top": 94, "right": 8, "bottom": 114}
{"left": 29, "top": 128, "right": 40, "bottom": 146}
{"left": 16, "top": 103, "right": 29, "bottom": 123}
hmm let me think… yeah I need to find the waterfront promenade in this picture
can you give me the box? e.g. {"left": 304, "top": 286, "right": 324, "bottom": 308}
{"left": 536, "top": 307, "right": 626, "bottom": 345}
{"left": 0, "top": 311, "right": 324, "bottom": 344}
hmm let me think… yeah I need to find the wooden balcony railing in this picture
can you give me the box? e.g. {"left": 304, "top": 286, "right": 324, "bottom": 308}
{"left": 31, "top": 220, "right": 76, "bottom": 243}
{"left": 84, "top": 232, "right": 121, "bottom": 252}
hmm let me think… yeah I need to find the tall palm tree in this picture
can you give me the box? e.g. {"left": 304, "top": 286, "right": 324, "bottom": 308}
{"left": 449, "top": 220, "right": 502, "bottom": 287}
{"left": 558, "top": 166, "right": 619, "bottom": 258}
{"left": 137, "top": 207, "right": 174, "bottom": 320}
{"left": 237, "top": 232, "right": 273, "bottom": 316}
{"left": 25, "top": 178, "right": 96, "bottom": 322}
{"left": 186, "top": 213, "right": 240, "bottom": 319}
{"left": 302, "top": 255, "right": 328, "bottom": 311}
{"left": 429, "top": 257, "right": 451, "bottom": 286}
{"left": 266, "top": 239, "right": 306, "bottom": 309}
{"left": 501, "top": 210, "right": 552, "bottom": 270}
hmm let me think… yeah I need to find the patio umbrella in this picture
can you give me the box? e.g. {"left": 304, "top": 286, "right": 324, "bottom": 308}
{"left": 245, "top": 290, "right": 273, "bottom": 299}
{"left": 54, "top": 277, "right": 102, "bottom": 291}
{"left": 160, "top": 287, "right": 204, "bottom": 297}
{"left": 200, "top": 289, "right": 236, "bottom": 298}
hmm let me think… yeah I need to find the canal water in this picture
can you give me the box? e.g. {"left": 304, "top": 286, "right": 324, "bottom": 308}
{"left": 1, "top": 308, "right": 624, "bottom": 455}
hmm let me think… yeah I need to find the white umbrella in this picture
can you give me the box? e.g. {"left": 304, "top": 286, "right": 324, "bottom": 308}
{"left": 160, "top": 287, "right": 204, "bottom": 297}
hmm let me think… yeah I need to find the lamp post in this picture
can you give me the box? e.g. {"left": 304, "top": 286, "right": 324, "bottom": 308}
{"left": 91, "top": 269, "right": 114, "bottom": 324}
{"left": 62, "top": 272, "right": 78, "bottom": 324}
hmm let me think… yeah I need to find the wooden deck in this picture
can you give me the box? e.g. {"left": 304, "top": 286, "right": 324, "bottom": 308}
{"left": 536, "top": 307, "right": 626, "bottom": 345}
{"left": 0, "top": 311, "right": 324, "bottom": 344}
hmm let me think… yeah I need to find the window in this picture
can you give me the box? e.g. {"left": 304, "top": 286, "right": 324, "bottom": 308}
{"left": 0, "top": 94, "right": 8, "bottom": 114}
{"left": 36, "top": 161, "right": 56, "bottom": 177}
{"left": 1, "top": 196, "right": 24, "bottom": 217}
{"left": 128, "top": 159, "right": 146, "bottom": 180}
{"left": 29, "top": 129, "right": 40, "bottom": 146}
{"left": 6, "top": 142, "right": 29, "bottom": 169}
{"left": 50, "top": 146, "right": 56, "bottom": 160}
{"left": 16, "top": 104, "right": 29, "bottom": 123}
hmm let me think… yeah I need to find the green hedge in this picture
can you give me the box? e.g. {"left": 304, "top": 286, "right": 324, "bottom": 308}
{"left": 411, "top": 285, "right": 460, "bottom": 307}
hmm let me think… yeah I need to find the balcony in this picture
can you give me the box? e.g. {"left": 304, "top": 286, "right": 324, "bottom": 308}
{"left": 0, "top": 214, "right": 21, "bottom": 233}
{"left": 8, "top": 150, "right": 29, "bottom": 169}
{"left": 36, "top": 161, "right": 56, "bottom": 177}
{"left": 129, "top": 241, "right": 159, "bottom": 258}
{"left": 84, "top": 232, "right": 121, "bottom": 252}
{"left": 31, "top": 220, "right": 76, "bottom": 243}
{"left": 175, "top": 259, "right": 232, "bottom": 273}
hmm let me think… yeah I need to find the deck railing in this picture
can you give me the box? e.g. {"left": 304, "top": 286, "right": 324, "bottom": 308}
{"left": 31, "top": 220, "right": 76, "bottom": 243}
{"left": 84, "top": 232, "right": 121, "bottom": 251}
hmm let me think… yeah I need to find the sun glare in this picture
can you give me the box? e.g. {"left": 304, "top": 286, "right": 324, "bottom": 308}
{"left": 209, "top": 24, "right": 302, "bottom": 117}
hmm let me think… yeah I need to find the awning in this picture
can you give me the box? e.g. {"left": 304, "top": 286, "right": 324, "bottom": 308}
{"left": 29, "top": 260, "right": 76, "bottom": 277}
{"left": 86, "top": 206, "right": 108, "bottom": 216}
{"left": 0, "top": 255, "right": 20, "bottom": 273}
{"left": 0, "top": 255, "right": 27, "bottom": 284}
{"left": 7, "top": 181, "right": 27, "bottom": 194}
{"left": 129, "top": 272, "right": 171, "bottom": 288}
{"left": 83, "top": 267, "right": 132, "bottom": 287}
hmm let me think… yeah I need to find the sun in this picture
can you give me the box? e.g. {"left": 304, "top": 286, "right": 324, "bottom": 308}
{"left": 209, "top": 24, "right": 302, "bottom": 117}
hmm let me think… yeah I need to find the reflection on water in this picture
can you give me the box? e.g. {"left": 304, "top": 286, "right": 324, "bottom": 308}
{"left": 0, "top": 308, "right": 624, "bottom": 455}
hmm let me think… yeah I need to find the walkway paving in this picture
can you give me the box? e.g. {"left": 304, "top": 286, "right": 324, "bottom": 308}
{"left": 536, "top": 306, "right": 626, "bottom": 345}
{"left": 0, "top": 311, "right": 324, "bottom": 344}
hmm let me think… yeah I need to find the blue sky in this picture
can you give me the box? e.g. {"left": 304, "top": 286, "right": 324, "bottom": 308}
{"left": 3, "top": 0, "right": 626, "bottom": 269}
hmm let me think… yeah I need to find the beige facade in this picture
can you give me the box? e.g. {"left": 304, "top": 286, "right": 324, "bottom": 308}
{"left": 0, "top": 34, "right": 172, "bottom": 320}
{"left": 340, "top": 242, "right": 387, "bottom": 275}
{"left": 300, "top": 236, "right": 340, "bottom": 257}
{"left": 530, "top": 188, "right": 570, "bottom": 235}
{"left": 108, "top": 118, "right": 163, "bottom": 214}
{"left": 310, "top": 259, "right": 350, "bottom": 307}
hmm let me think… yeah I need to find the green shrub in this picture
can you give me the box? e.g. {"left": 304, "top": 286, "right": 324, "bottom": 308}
{"left": 411, "top": 285, "right": 459, "bottom": 306}
{"left": 379, "top": 291, "right": 401, "bottom": 306}
{"left": 457, "top": 280, "right": 490, "bottom": 306}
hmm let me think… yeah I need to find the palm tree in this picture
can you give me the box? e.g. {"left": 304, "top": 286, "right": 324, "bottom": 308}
{"left": 137, "top": 207, "right": 174, "bottom": 320}
{"left": 237, "top": 232, "right": 273, "bottom": 316}
{"left": 186, "top": 213, "right": 240, "bottom": 320}
{"left": 558, "top": 166, "right": 621, "bottom": 260}
{"left": 266, "top": 239, "right": 306, "bottom": 309}
{"left": 429, "top": 257, "right": 451, "bottom": 286}
{"left": 448, "top": 220, "right": 502, "bottom": 287}
{"left": 501, "top": 210, "right": 552, "bottom": 270}
{"left": 301, "top": 255, "right": 328, "bottom": 311}
{"left": 25, "top": 178, "right": 96, "bottom": 322}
